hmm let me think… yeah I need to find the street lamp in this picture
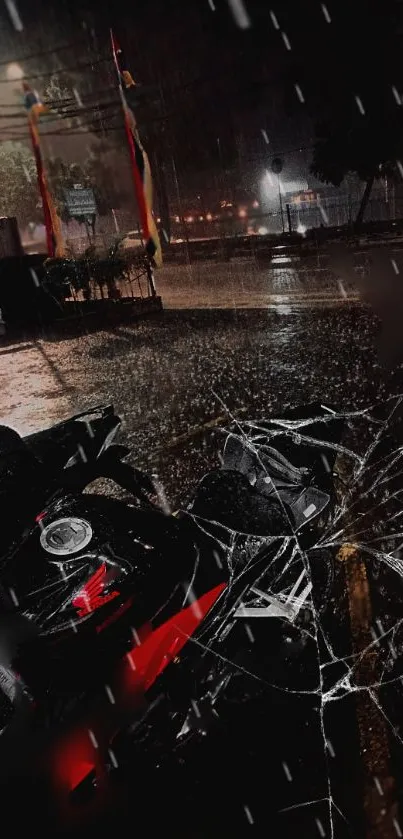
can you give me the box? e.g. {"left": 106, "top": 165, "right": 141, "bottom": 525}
{"left": 271, "top": 157, "right": 285, "bottom": 234}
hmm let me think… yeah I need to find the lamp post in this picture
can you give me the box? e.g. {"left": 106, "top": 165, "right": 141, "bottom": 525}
{"left": 271, "top": 157, "right": 284, "bottom": 234}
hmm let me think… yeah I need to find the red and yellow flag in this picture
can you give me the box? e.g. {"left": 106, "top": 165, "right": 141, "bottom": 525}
{"left": 23, "top": 83, "right": 65, "bottom": 259}
{"left": 110, "top": 32, "right": 162, "bottom": 267}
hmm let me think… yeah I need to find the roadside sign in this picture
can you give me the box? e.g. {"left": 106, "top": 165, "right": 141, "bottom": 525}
{"left": 64, "top": 187, "right": 97, "bottom": 220}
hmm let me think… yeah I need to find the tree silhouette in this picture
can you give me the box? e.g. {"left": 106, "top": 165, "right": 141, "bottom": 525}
{"left": 290, "top": 0, "right": 403, "bottom": 228}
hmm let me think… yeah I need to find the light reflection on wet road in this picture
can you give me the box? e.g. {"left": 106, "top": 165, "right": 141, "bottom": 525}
{"left": 153, "top": 257, "right": 360, "bottom": 309}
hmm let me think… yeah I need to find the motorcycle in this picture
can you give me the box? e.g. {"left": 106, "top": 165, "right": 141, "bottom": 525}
{"left": 0, "top": 402, "right": 345, "bottom": 817}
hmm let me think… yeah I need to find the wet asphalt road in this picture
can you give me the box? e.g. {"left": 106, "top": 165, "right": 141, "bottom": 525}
{"left": 1, "top": 257, "right": 403, "bottom": 838}
{"left": 0, "top": 301, "right": 399, "bottom": 511}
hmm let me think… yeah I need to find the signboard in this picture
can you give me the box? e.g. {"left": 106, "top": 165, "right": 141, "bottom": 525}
{"left": 64, "top": 187, "right": 97, "bottom": 220}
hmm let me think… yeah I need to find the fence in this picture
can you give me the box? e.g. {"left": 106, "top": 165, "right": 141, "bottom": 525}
{"left": 167, "top": 194, "right": 403, "bottom": 244}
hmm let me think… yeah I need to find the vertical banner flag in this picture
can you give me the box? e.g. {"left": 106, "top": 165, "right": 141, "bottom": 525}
{"left": 110, "top": 31, "right": 162, "bottom": 267}
{"left": 23, "top": 83, "right": 65, "bottom": 258}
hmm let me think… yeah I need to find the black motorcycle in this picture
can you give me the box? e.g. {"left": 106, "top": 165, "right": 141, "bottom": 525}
{"left": 0, "top": 401, "right": 344, "bottom": 812}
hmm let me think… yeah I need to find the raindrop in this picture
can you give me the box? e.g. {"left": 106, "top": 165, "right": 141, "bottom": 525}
{"left": 392, "top": 86, "right": 401, "bottom": 106}
{"left": 376, "top": 618, "right": 385, "bottom": 635}
{"left": 77, "top": 444, "right": 87, "bottom": 462}
{"left": 281, "top": 31, "right": 291, "bottom": 50}
{"left": 326, "top": 739, "right": 335, "bottom": 757}
{"left": 73, "top": 87, "right": 83, "bottom": 108}
{"left": 84, "top": 419, "right": 94, "bottom": 438}
{"left": 391, "top": 259, "right": 399, "bottom": 274}
{"left": 88, "top": 729, "right": 98, "bottom": 748}
{"left": 318, "top": 201, "right": 329, "bottom": 224}
{"left": 374, "top": 776, "right": 384, "bottom": 796}
{"left": 295, "top": 84, "right": 305, "bottom": 103}
{"left": 227, "top": 0, "right": 251, "bottom": 29}
{"left": 244, "top": 805, "right": 254, "bottom": 824}
{"left": 394, "top": 818, "right": 403, "bottom": 838}
{"left": 261, "top": 128, "right": 270, "bottom": 144}
{"left": 208, "top": 0, "right": 216, "bottom": 8}
{"left": 355, "top": 95, "right": 365, "bottom": 115}
{"left": 370, "top": 626, "right": 379, "bottom": 644}
{"left": 4, "top": 0, "right": 23, "bottom": 31}
{"left": 131, "top": 626, "right": 141, "bottom": 645}
{"left": 126, "top": 652, "right": 136, "bottom": 670}
{"left": 315, "top": 819, "right": 326, "bottom": 837}
{"left": 22, "top": 164, "right": 32, "bottom": 184}
{"left": 282, "top": 761, "right": 292, "bottom": 781}
{"left": 245, "top": 622, "right": 255, "bottom": 642}
{"left": 338, "top": 280, "right": 347, "bottom": 299}
{"left": 183, "top": 583, "right": 203, "bottom": 619}
{"left": 30, "top": 268, "right": 40, "bottom": 287}
{"left": 321, "top": 454, "right": 331, "bottom": 472}
{"left": 8, "top": 588, "right": 18, "bottom": 606}
{"left": 213, "top": 550, "right": 223, "bottom": 569}
{"left": 108, "top": 748, "right": 118, "bottom": 768}
{"left": 191, "top": 699, "right": 201, "bottom": 718}
{"left": 151, "top": 474, "right": 171, "bottom": 514}
{"left": 321, "top": 3, "right": 331, "bottom": 23}
{"left": 105, "top": 684, "right": 115, "bottom": 704}
{"left": 397, "top": 160, "right": 403, "bottom": 179}
{"left": 269, "top": 9, "right": 280, "bottom": 29}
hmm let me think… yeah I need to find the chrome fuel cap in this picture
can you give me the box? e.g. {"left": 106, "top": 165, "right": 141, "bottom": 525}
{"left": 39, "top": 517, "right": 93, "bottom": 556}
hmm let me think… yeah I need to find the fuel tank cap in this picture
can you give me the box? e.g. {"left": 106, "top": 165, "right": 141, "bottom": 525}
{"left": 39, "top": 517, "right": 93, "bottom": 556}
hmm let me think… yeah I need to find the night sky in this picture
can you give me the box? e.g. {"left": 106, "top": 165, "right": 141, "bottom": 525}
{"left": 0, "top": 0, "right": 402, "bottom": 207}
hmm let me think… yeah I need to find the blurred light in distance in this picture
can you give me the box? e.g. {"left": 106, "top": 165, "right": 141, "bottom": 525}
{"left": 6, "top": 62, "right": 24, "bottom": 81}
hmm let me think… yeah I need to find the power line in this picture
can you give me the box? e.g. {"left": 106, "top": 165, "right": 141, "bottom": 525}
{"left": 0, "top": 38, "right": 89, "bottom": 68}
{"left": 0, "top": 99, "right": 121, "bottom": 122}
{"left": 0, "top": 55, "right": 110, "bottom": 83}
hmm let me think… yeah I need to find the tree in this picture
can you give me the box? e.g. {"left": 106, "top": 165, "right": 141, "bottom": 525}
{"left": 0, "top": 141, "right": 41, "bottom": 227}
{"left": 281, "top": 0, "right": 403, "bottom": 229}
{"left": 310, "top": 93, "right": 403, "bottom": 229}
{"left": 83, "top": 149, "right": 127, "bottom": 216}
